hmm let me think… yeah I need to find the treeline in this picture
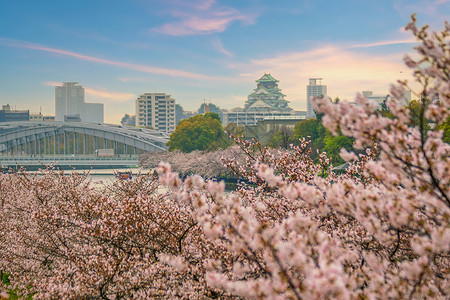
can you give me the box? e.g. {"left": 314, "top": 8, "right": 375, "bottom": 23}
{"left": 164, "top": 99, "right": 450, "bottom": 166}
{"left": 164, "top": 108, "right": 356, "bottom": 165}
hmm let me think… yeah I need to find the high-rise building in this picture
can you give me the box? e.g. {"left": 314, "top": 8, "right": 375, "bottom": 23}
{"left": 55, "top": 82, "right": 84, "bottom": 122}
{"left": 135, "top": 93, "right": 176, "bottom": 133}
{"left": 307, "top": 78, "right": 327, "bottom": 119}
{"left": 55, "top": 82, "right": 103, "bottom": 123}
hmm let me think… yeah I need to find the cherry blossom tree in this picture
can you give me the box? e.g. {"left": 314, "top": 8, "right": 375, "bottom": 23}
{"left": 0, "top": 169, "right": 223, "bottom": 298}
{"left": 155, "top": 15, "right": 449, "bottom": 299}
{"left": 0, "top": 15, "right": 448, "bottom": 299}
{"left": 140, "top": 146, "right": 244, "bottom": 178}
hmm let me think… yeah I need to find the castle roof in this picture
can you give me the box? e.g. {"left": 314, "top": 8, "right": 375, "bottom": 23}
{"left": 256, "top": 73, "right": 279, "bottom": 83}
{"left": 250, "top": 85, "right": 286, "bottom": 97}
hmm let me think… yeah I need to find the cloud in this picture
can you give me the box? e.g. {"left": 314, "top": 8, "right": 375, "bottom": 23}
{"left": 349, "top": 38, "right": 416, "bottom": 49}
{"left": 85, "top": 88, "right": 135, "bottom": 103}
{"left": 211, "top": 37, "right": 233, "bottom": 57}
{"left": 153, "top": 0, "right": 256, "bottom": 36}
{"left": 43, "top": 81, "right": 62, "bottom": 87}
{"left": 0, "top": 38, "right": 214, "bottom": 80}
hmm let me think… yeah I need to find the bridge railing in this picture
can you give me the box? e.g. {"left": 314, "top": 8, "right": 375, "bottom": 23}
{"left": 0, "top": 154, "right": 140, "bottom": 161}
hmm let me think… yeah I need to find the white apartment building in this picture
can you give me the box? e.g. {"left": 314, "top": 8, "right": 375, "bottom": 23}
{"left": 135, "top": 93, "right": 176, "bottom": 133}
{"left": 55, "top": 82, "right": 104, "bottom": 123}
{"left": 306, "top": 78, "right": 327, "bottom": 119}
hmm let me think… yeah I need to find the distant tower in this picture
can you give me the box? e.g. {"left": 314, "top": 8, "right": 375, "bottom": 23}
{"left": 55, "top": 82, "right": 104, "bottom": 123}
{"left": 307, "top": 78, "right": 327, "bottom": 119}
{"left": 204, "top": 103, "right": 211, "bottom": 114}
{"left": 55, "top": 82, "right": 84, "bottom": 122}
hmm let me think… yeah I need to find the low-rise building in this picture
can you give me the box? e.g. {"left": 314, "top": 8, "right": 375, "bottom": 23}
{"left": 29, "top": 112, "right": 56, "bottom": 122}
{"left": 0, "top": 104, "right": 29, "bottom": 122}
{"left": 222, "top": 110, "right": 294, "bottom": 126}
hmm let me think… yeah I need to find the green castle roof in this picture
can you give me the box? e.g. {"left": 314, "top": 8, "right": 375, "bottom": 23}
{"left": 256, "top": 73, "right": 279, "bottom": 83}
{"left": 251, "top": 85, "right": 286, "bottom": 97}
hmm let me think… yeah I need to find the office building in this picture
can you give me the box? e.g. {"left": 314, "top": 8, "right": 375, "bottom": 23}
{"left": 0, "top": 104, "right": 29, "bottom": 122}
{"left": 84, "top": 103, "right": 104, "bottom": 123}
{"left": 307, "top": 78, "right": 327, "bottom": 119}
{"left": 55, "top": 82, "right": 104, "bottom": 123}
{"left": 135, "top": 93, "right": 176, "bottom": 133}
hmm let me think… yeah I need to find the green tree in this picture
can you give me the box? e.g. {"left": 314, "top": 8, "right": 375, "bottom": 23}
{"left": 293, "top": 118, "right": 326, "bottom": 155}
{"left": 406, "top": 99, "right": 422, "bottom": 127}
{"left": 323, "top": 134, "right": 354, "bottom": 165}
{"left": 293, "top": 119, "right": 320, "bottom": 141}
{"left": 224, "top": 122, "right": 245, "bottom": 138}
{"left": 436, "top": 116, "right": 450, "bottom": 144}
{"left": 268, "top": 127, "right": 294, "bottom": 149}
{"left": 167, "top": 113, "right": 228, "bottom": 152}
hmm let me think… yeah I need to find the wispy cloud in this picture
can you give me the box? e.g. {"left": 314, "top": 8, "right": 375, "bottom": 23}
{"left": 0, "top": 38, "right": 213, "bottom": 80}
{"left": 43, "top": 81, "right": 62, "bottom": 87}
{"left": 349, "top": 38, "right": 416, "bottom": 49}
{"left": 84, "top": 88, "right": 135, "bottom": 103}
{"left": 42, "top": 81, "right": 136, "bottom": 103}
{"left": 211, "top": 36, "right": 233, "bottom": 57}
{"left": 153, "top": 0, "right": 256, "bottom": 36}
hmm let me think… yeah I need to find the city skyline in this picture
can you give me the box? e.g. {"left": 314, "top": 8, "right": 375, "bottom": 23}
{"left": 0, "top": 0, "right": 449, "bottom": 124}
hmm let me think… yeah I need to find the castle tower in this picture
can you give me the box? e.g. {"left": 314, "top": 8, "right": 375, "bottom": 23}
{"left": 244, "top": 73, "right": 292, "bottom": 112}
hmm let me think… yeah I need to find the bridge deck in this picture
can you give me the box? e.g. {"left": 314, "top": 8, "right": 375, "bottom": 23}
{"left": 0, "top": 155, "right": 140, "bottom": 168}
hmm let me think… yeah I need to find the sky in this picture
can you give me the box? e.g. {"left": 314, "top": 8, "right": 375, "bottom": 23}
{"left": 0, "top": 0, "right": 449, "bottom": 124}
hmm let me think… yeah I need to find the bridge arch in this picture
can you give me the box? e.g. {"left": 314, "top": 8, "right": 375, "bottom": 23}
{"left": 0, "top": 122, "right": 169, "bottom": 156}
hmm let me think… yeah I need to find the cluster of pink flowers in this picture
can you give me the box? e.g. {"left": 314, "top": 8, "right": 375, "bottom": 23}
{"left": 140, "top": 147, "right": 244, "bottom": 178}
{"left": 0, "top": 15, "right": 448, "bottom": 299}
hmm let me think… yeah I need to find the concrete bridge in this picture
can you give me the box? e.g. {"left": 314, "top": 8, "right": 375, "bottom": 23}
{"left": 0, "top": 122, "right": 169, "bottom": 168}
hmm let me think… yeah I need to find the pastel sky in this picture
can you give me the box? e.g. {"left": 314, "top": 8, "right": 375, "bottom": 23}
{"left": 0, "top": 0, "right": 449, "bottom": 123}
